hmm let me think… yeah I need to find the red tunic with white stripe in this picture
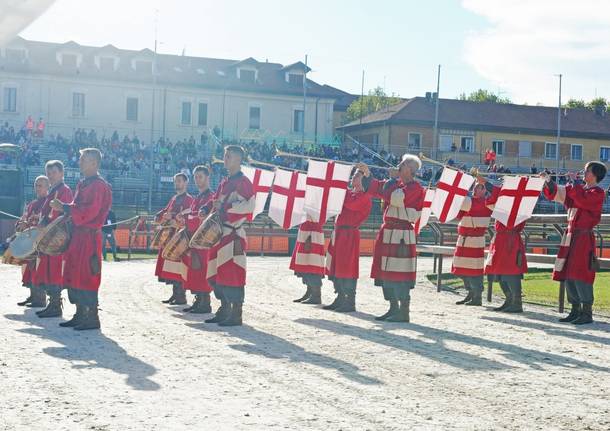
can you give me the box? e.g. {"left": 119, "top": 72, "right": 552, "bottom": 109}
{"left": 182, "top": 189, "right": 214, "bottom": 293}
{"left": 290, "top": 219, "right": 325, "bottom": 276}
{"left": 543, "top": 182, "right": 604, "bottom": 284}
{"left": 33, "top": 182, "right": 73, "bottom": 288}
{"left": 451, "top": 195, "right": 492, "bottom": 277}
{"left": 205, "top": 171, "right": 255, "bottom": 287}
{"left": 20, "top": 197, "right": 46, "bottom": 287}
{"left": 369, "top": 178, "right": 424, "bottom": 283}
{"left": 484, "top": 186, "right": 528, "bottom": 276}
{"left": 62, "top": 176, "right": 112, "bottom": 292}
{"left": 154, "top": 192, "right": 194, "bottom": 283}
{"left": 326, "top": 189, "right": 372, "bottom": 280}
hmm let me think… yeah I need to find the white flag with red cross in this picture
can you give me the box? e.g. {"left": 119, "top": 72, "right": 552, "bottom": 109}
{"left": 415, "top": 187, "right": 435, "bottom": 235}
{"left": 242, "top": 165, "right": 275, "bottom": 220}
{"left": 268, "top": 168, "right": 307, "bottom": 229}
{"left": 430, "top": 168, "right": 475, "bottom": 223}
{"left": 492, "top": 176, "right": 544, "bottom": 228}
{"left": 303, "top": 160, "right": 352, "bottom": 224}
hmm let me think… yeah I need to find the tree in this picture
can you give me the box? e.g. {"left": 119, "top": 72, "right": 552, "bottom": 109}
{"left": 587, "top": 97, "right": 607, "bottom": 112}
{"left": 345, "top": 87, "right": 402, "bottom": 123}
{"left": 458, "top": 89, "right": 511, "bottom": 104}
{"left": 564, "top": 99, "right": 586, "bottom": 109}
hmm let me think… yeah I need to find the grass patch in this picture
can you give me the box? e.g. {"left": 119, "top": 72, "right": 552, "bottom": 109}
{"left": 427, "top": 268, "right": 610, "bottom": 313}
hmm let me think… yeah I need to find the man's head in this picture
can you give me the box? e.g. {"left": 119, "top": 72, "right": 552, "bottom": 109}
{"left": 223, "top": 145, "right": 245, "bottom": 174}
{"left": 34, "top": 175, "right": 50, "bottom": 198}
{"left": 45, "top": 160, "right": 64, "bottom": 185}
{"left": 173, "top": 172, "right": 189, "bottom": 193}
{"left": 351, "top": 169, "right": 364, "bottom": 192}
{"left": 584, "top": 161, "right": 607, "bottom": 185}
{"left": 78, "top": 148, "right": 102, "bottom": 177}
{"left": 397, "top": 154, "right": 421, "bottom": 182}
{"left": 472, "top": 182, "right": 486, "bottom": 199}
{"left": 193, "top": 165, "right": 210, "bottom": 191}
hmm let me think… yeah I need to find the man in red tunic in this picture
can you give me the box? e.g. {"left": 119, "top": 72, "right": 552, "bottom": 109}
{"left": 452, "top": 182, "right": 497, "bottom": 306}
{"left": 203, "top": 146, "right": 255, "bottom": 326}
{"left": 542, "top": 161, "right": 607, "bottom": 324}
{"left": 290, "top": 217, "right": 325, "bottom": 305}
{"left": 481, "top": 178, "right": 528, "bottom": 313}
{"left": 155, "top": 173, "right": 193, "bottom": 305}
{"left": 16, "top": 175, "right": 48, "bottom": 308}
{"left": 357, "top": 155, "right": 425, "bottom": 322}
{"left": 324, "top": 169, "right": 373, "bottom": 312}
{"left": 50, "top": 148, "right": 112, "bottom": 330}
{"left": 179, "top": 165, "right": 214, "bottom": 314}
{"left": 34, "top": 160, "right": 74, "bottom": 318}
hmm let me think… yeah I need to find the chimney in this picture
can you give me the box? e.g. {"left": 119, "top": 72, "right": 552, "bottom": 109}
{"left": 425, "top": 92, "right": 431, "bottom": 102}
{"left": 432, "top": 92, "right": 438, "bottom": 101}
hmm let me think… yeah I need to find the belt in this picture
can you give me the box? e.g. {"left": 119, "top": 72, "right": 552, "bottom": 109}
{"left": 337, "top": 225, "right": 357, "bottom": 230}
{"left": 383, "top": 220, "right": 412, "bottom": 230}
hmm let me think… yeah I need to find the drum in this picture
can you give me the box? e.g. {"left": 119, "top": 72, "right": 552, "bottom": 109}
{"left": 36, "top": 215, "right": 72, "bottom": 256}
{"left": 2, "top": 248, "right": 28, "bottom": 266}
{"left": 189, "top": 212, "right": 222, "bottom": 249}
{"left": 8, "top": 227, "right": 40, "bottom": 260}
{"left": 152, "top": 225, "right": 175, "bottom": 249}
{"left": 162, "top": 228, "right": 190, "bottom": 262}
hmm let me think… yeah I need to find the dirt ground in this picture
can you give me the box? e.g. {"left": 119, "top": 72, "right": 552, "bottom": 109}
{"left": 1, "top": 256, "right": 609, "bottom": 431}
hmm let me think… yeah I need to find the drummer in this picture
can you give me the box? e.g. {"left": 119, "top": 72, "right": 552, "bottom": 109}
{"left": 16, "top": 175, "right": 49, "bottom": 308}
{"left": 34, "top": 160, "right": 74, "bottom": 319}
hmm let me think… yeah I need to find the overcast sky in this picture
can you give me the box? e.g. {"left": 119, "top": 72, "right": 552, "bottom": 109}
{"left": 15, "top": 0, "right": 610, "bottom": 106}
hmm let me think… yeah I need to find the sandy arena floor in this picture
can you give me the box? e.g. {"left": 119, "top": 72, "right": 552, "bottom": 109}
{"left": 1, "top": 256, "right": 609, "bottom": 430}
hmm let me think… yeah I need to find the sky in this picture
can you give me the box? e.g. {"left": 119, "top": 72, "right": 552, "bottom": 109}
{"left": 12, "top": 0, "right": 610, "bottom": 106}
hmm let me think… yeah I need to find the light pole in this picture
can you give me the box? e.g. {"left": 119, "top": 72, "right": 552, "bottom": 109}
{"left": 433, "top": 64, "right": 441, "bottom": 160}
{"left": 555, "top": 73, "right": 562, "bottom": 214}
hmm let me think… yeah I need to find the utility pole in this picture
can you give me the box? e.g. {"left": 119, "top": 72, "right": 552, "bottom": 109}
{"left": 302, "top": 54, "right": 307, "bottom": 147}
{"left": 555, "top": 73, "right": 562, "bottom": 214}
{"left": 147, "top": 10, "right": 159, "bottom": 213}
{"left": 432, "top": 64, "right": 441, "bottom": 159}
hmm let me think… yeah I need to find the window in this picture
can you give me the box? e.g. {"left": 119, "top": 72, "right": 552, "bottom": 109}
{"left": 62, "top": 53, "right": 78, "bottom": 68}
{"left": 545, "top": 142, "right": 557, "bottom": 159}
{"left": 600, "top": 147, "right": 610, "bottom": 162}
{"left": 249, "top": 106, "right": 261, "bottom": 129}
{"left": 3, "top": 87, "right": 17, "bottom": 112}
{"left": 519, "top": 141, "right": 532, "bottom": 157}
{"left": 571, "top": 144, "right": 582, "bottom": 161}
{"left": 181, "top": 101, "right": 192, "bottom": 125}
{"left": 240, "top": 69, "right": 256, "bottom": 83}
{"left": 407, "top": 133, "right": 421, "bottom": 149}
{"left": 293, "top": 109, "right": 304, "bottom": 133}
{"left": 72, "top": 92, "right": 85, "bottom": 117}
{"left": 135, "top": 60, "right": 152, "bottom": 74}
{"left": 288, "top": 73, "right": 303, "bottom": 86}
{"left": 439, "top": 135, "right": 453, "bottom": 152}
{"left": 198, "top": 103, "right": 208, "bottom": 127}
{"left": 492, "top": 140, "right": 504, "bottom": 155}
{"left": 126, "top": 97, "right": 138, "bottom": 121}
{"left": 100, "top": 57, "right": 116, "bottom": 71}
{"left": 460, "top": 136, "right": 474, "bottom": 152}
{"left": 5, "top": 48, "right": 26, "bottom": 62}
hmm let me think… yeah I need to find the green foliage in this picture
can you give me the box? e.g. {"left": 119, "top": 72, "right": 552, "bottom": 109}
{"left": 587, "top": 97, "right": 607, "bottom": 112}
{"left": 345, "top": 86, "right": 402, "bottom": 122}
{"left": 564, "top": 99, "right": 586, "bottom": 109}
{"left": 458, "top": 89, "right": 511, "bottom": 104}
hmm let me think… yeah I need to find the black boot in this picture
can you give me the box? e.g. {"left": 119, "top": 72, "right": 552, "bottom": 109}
{"left": 386, "top": 300, "right": 410, "bottom": 322}
{"left": 302, "top": 285, "right": 321, "bottom": 305}
{"left": 293, "top": 286, "right": 312, "bottom": 303}
{"left": 219, "top": 303, "right": 243, "bottom": 326}
{"left": 465, "top": 289, "right": 482, "bottom": 306}
{"left": 323, "top": 292, "right": 343, "bottom": 310}
{"left": 17, "top": 288, "right": 33, "bottom": 306}
{"left": 74, "top": 306, "right": 101, "bottom": 331}
{"left": 189, "top": 293, "right": 212, "bottom": 314}
{"left": 162, "top": 284, "right": 177, "bottom": 304}
{"left": 559, "top": 303, "right": 581, "bottom": 323}
{"left": 456, "top": 289, "right": 472, "bottom": 305}
{"left": 59, "top": 305, "right": 85, "bottom": 327}
{"left": 335, "top": 291, "right": 356, "bottom": 313}
{"left": 572, "top": 303, "right": 593, "bottom": 325}
{"left": 503, "top": 285, "right": 523, "bottom": 313}
{"left": 205, "top": 301, "right": 230, "bottom": 323}
{"left": 38, "top": 294, "right": 62, "bottom": 318}
{"left": 375, "top": 300, "right": 399, "bottom": 321}
{"left": 173, "top": 284, "right": 187, "bottom": 305}
{"left": 492, "top": 283, "right": 512, "bottom": 311}
{"left": 29, "top": 288, "right": 47, "bottom": 308}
